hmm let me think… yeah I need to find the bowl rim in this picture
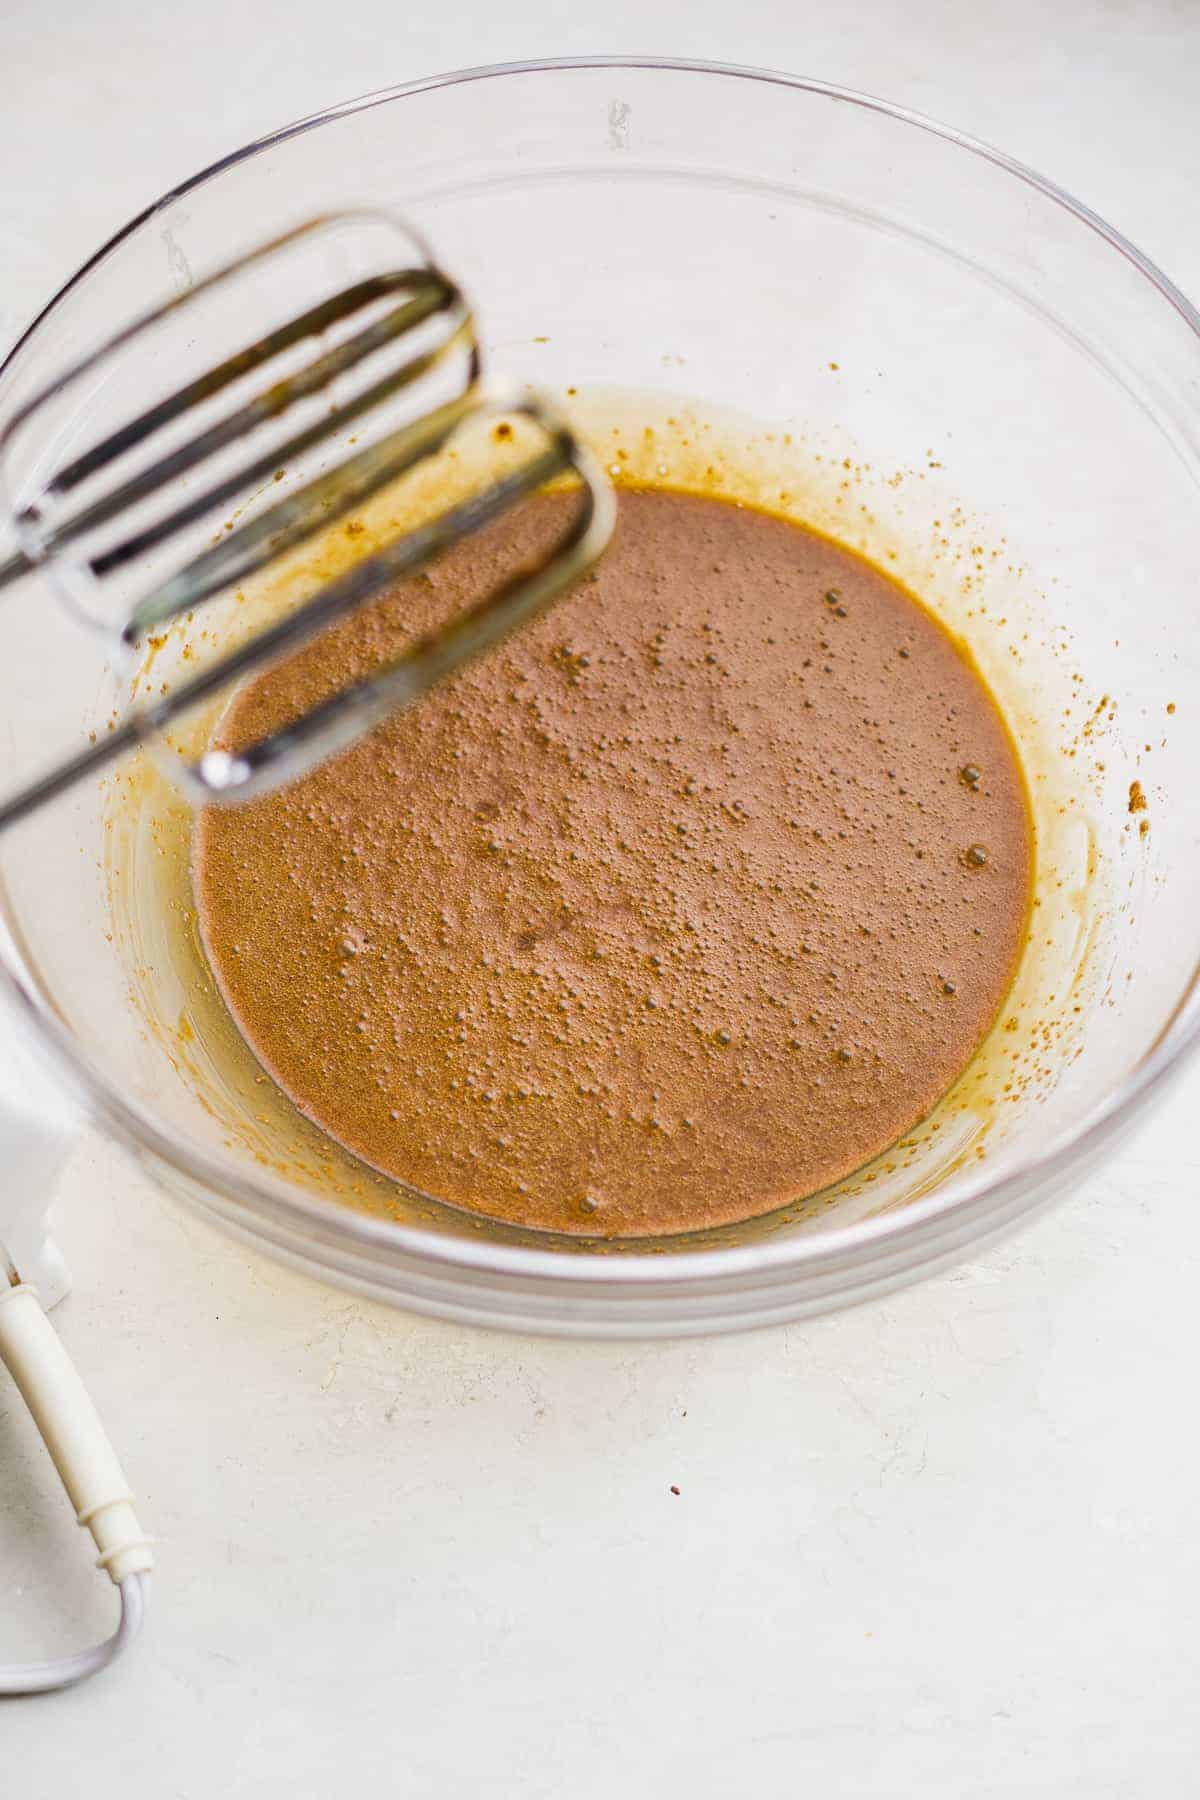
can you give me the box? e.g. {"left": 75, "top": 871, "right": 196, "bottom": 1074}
{"left": 3, "top": 54, "right": 1199, "bottom": 1294}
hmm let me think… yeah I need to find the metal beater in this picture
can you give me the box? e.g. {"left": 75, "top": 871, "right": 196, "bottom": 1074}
{"left": 0, "top": 211, "right": 614, "bottom": 827}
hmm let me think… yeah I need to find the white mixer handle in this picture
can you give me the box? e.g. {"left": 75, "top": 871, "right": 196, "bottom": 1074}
{"left": 0, "top": 1004, "right": 151, "bottom": 1692}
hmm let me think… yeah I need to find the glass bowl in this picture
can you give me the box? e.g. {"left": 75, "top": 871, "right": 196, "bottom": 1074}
{"left": 1, "top": 57, "right": 1198, "bottom": 1336}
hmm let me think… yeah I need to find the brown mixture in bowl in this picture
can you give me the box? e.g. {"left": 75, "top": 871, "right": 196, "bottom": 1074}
{"left": 193, "top": 488, "right": 1032, "bottom": 1237}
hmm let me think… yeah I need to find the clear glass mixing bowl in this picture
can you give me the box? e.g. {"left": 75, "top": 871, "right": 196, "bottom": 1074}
{"left": 1, "top": 58, "right": 1198, "bottom": 1336}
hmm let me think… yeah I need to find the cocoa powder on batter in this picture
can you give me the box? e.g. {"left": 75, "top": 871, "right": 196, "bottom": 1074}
{"left": 193, "top": 488, "right": 1032, "bottom": 1237}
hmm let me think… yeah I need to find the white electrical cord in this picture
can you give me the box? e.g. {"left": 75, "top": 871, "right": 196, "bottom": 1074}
{"left": 0, "top": 1572, "right": 150, "bottom": 1696}
{"left": 0, "top": 1281, "right": 152, "bottom": 1696}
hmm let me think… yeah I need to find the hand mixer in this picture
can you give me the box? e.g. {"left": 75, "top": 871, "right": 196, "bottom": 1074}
{"left": 0, "top": 211, "right": 615, "bottom": 1691}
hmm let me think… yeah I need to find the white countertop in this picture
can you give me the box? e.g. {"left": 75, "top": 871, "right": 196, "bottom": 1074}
{"left": 2, "top": 4, "right": 1199, "bottom": 1793}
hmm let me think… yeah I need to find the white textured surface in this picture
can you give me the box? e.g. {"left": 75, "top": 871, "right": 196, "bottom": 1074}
{"left": 2, "top": 4, "right": 1199, "bottom": 1792}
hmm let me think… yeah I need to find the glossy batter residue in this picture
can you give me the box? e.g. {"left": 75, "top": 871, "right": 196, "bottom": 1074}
{"left": 193, "top": 489, "right": 1033, "bottom": 1236}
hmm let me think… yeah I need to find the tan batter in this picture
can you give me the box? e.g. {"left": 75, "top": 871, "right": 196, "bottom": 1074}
{"left": 194, "top": 489, "right": 1032, "bottom": 1237}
